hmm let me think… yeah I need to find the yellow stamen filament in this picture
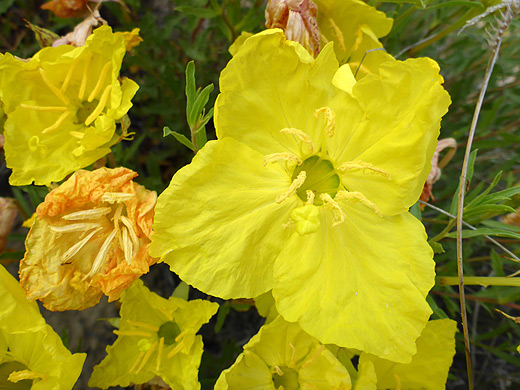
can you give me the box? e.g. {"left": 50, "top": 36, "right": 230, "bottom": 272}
{"left": 288, "top": 343, "right": 297, "bottom": 368}
{"left": 314, "top": 107, "right": 335, "bottom": 137}
{"left": 301, "top": 345, "right": 324, "bottom": 368}
{"left": 61, "top": 59, "right": 79, "bottom": 93}
{"left": 328, "top": 18, "right": 346, "bottom": 53}
{"left": 62, "top": 207, "right": 111, "bottom": 221}
{"left": 61, "top": 226, "right": 103, "bottom": 263}
{"left": 156, "top": 337, "right": 165, "bottom": 371}
{"left": 85, "top": 85, "right": 112, "bottom": 126}
{"left": 338, "top": 161, "right": 390, "bottom": 178}
{"left": 42, "top": 111, "right": 72, "bottom": 134}
{"left": 20, "top": 104, "right": 67, "bottom": 112}
{"left": 121, "top": 226, "right": 133, "bottom": 265}
{"left": 50, "top": 222, "right": 102, "bottom": 233}
{"left": 113, "top": 330, "right": 154, "bottom": 338}
{"left": 159, "top": 307, "right": 174, "bottom": 321}
{"left": 129, "top": 351, "right": 146, "bottom": 374}
{"left": 335, "top": 190, "right": 382, "bottom": 217}
{"left": 39, "top": 68, "right": 70, "bottom": 105}
{"left": 78, "top": 55, "right": 92, "bottom": 100}
{"left": 166, "top": 339, "right": 184, "bottom": 358}
{"left": 175, "top": 330, "right": 188, "bottom": 343}
{"left": 320, "top": 193, "right": 345, "bottom": 227}
{"left": 126, "top": 320, "right": 160, "bottom": 331}
{"left": 69, "top": 131, "right": 85, "bottom": 139}
{"left": 395, "top": 373, "right": 402, "bottom": 390}
{"left": 280, "top": 127, "right": 314, "bottom": 152}
{"left": 8, "top": 370, "right": 47, "bottom": 383}
{"left": 102, "top": 192, "right": 135, "bottom": 204}
{"left": 306, "top": 190, "right": 315, "bottom": 205}
{"left": 86, "top": 229, "right": 117, "bottom": 277}
{"left": 272, "top": 365, "right": 284, "bottom": 376}
{"left": 88, "top": 62, "right": 112, "bottom": 102}
{"left": 276, "top": 171, "right": 307, "bottom": 204}
{"left": 121, "top": 216, "right": 139, "bottom": 250}
{"left": 263, "top": 152, "right": 302, "bottom": 167}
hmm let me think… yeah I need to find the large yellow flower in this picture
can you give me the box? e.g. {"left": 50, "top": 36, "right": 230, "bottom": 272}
{"left": 0, "top": 265, "right": 86, "bottom": 389}
{"left": 1, "top": 25, "right": 138, "bottom": 186}
{"left": 89, "top": 279, "right": 218, "bottom": 390}
{"left": 150, "top": 30, "right": 451, "bottom": 362}
{"left": 19, "top": 167, "right": 157, "bottom": 311}
{"left": 215, "top": 316, "right": 351, "bottom": 389}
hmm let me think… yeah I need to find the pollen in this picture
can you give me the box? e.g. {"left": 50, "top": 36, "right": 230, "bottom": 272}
{"left": 20, "top": 104, "right": 68, "bottom": 112}
{"left": 338, "top": 160, "right": 390, "bottom": 178}
{"left": 280, "top": 127, "right": 315, "bottom": 153}
{"left": 8, "top": 369, "right": 47, "bottom": 383}
{"left": 328, "top": 18, "right": 346, "bottom": 53}
{"left": 62, "top": 207, "right": 112, "bottom": 221}
{"left": 102, "top": 192, "right": 136, "bottom": 203}
{"left": 49, "top": 222, "right": 102, "bottom": 233}
{"left": 276, "top": 171, "right": 307, "bottom": 204}
{"left": 263, "top": 152, "right": 302, "bottom": 167}
{"left": 320, "top": 193, "right": 345, "bottom": 227}
{"left": 88, "top": 62, "right": 112, "bottom": 103}
{"left": 314, "top": 107, "right": 335, "bottom": 137}
{"left": 42, "top": 111, "right": 72, "bottom": 134}
{"left": 335, "top": 190, "right": 382, "bottom": 217}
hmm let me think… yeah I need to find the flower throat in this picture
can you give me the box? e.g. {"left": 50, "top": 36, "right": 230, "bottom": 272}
{"left": 291, "top": 155, "right": 340, "bottom": 204}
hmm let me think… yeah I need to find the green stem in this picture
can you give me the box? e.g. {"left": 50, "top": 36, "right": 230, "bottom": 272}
{"left": 438, "top": 276, "right": 520, "bottom": 287}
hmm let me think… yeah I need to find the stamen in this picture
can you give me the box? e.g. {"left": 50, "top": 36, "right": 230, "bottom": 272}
{"left": 120, "top": 216, "right": 139, "bottom": 251}
{"left": 88, "top": 62, "right": 112, "bottom": 102}
{"left": 129, "top": 351, "right": 145, "bottom": 374}
{"left": 301, "top": 345, "right": 324, "bottom": 368}
{"left": 272, "top": 365, "right": 284, "bottom": 376}
{"left": 113, "top": 203, "right": 123, "bottom": 233}
{"left": 61, "top": 226, "right": 103, "bottom": 263}
{"left": 8, "top": 370, "right": 47, "bottom": 383}
{"left": 328, "top": 18, "right": 346, "bottom": 53}
{"left": 62, "top": 207, "right": 112, "bottom": 221}
{"left": 85, "top": 229, "right": 117, "bottom": 278}
{"left": 276, "top": 171, "right": 307, "bottom": 204}
{"left": 280, "top": 127, "right": 314, "bottom": 153}
{"left": 166, "top": 340, "right": 184, "bottom": 358}
{"left": 121, "top": 227, "right": 133, "bottom": 265}
{"left": 263, "top": 152, "right": 302, "bottom": 167}
{"left": 320, "top": 193, "right": 345, "bottom": 227}
{"left": 395, "top": 373, "right": 402, "bottom": 390}
{"left": 338, "top": 161, "right": 390, "bottom": 178}
{"left": 114, "top": 330, "right": 154, "bottom": 338}
{"left": 85, "top": 85, "right": 112, "bottom": 126}
{"left": 78, "top": 55, "right": 92, "bottom": 101}
{"left": 61, "top": 59, "right": 79, "bottom": 93}
{"left": 50, "top": 222, "right": 102, "bottom": 233}
{"left": 288, "top": 343, "right": 297, "bottom": 368}
{"left": 306, "top": 190, "right": 315, "bottom": 205}
{"left": 102, "top": 192, "right": 135, "bottom": 204}
{"left": 20, "top": 104, "right": 67, "bottom": 112}
{"left": 175, "top": 330, "right": 188, "bottom": 343}
{"left": 335, "top": 190, "right": 382, "bottom": 217}
{"left": 126, "top": 320, "right": 160, "bottom": 331}
{"left": 69, "top": 131, "right": 85, "bottom": 139}
{"left": 156, "top": 337, "right": 165, "bottom": 371}
{"left": 135, "top": 340, "right": 157, "bottom": 374}
{"left": 314, "top": 107, "right": 335, "bottom": 137}
{"left": 42, "top": 111, "right": 72, "bottom": 134}
{"left": 159, "top": 307, "right": 174, "bottom": 321}
{"left": 39, "top": 68, "right": 70, "bottom": 105}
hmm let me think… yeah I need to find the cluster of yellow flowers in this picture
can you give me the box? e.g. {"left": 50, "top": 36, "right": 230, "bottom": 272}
{"left": 0, "top": 0, "right": 461, "bottom": 389}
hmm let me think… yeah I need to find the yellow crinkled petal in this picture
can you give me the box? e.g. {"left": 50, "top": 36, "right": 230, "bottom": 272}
{"left": 328, "top": 57, "right": 451, "bottom": 216}
{"left": 357, "top": 319, "right": 457, "bottom": 389}
{"left": 215, "top": 316, "right": 351, "bottom": 389}
{"left": 254, "top": 291, "right": 279, "bottom": 324}
{"left": 215, "top": 29, "right": 337, "bottom": 156}
{"left": 3, "top": 26, "right": 138, "bottom": 186}
{"left": 89, "top": 280, "right": 218, "bottom": 389}
{"left": 149, "top": 138, "right": 297, "bottom": 299}
{"left": 273, "top": 204, "right": 434, "bottom": 363}
{"left": 19, "top": 167, "right": 157, "bottom": 311}
{"left": 353, "top": 360, "right": 377, "bottom": 390}
{"left": 229, "top": 31, "right": 253, "bottom": 56}
{"left": 115, "top": 28, "right": 143, "bottom": 51}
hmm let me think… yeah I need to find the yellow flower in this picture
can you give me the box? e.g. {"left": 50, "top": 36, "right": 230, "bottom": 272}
{"left": 353, "top": 320, "right": 457, "bottom": 390}
{"left": 0, "top": 265, "right": 86, "bottom": 390}
{"left": 89, "top": 279, "right": 218, "bottom": 389}
{"left": 2, "top": 25, "right": 139, "bottom": 186}
{"left": 150, "top": 30, "right": 451, "bottom": 362}
{"left": 19, "top": 167, "right": 157, "bottom": 311}
{"left": 215, "top": 316, "right": 351, "bottom": 389}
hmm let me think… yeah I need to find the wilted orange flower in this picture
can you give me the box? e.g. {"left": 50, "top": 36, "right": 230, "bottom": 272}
{"left": 19, "top": 167, "right": 157, "bottom": 311}
{"left": 41, "top": 0, "right": 90, "bottom": 18}
{"left": 266, "top": 0, "right": 320, "bottom": 56}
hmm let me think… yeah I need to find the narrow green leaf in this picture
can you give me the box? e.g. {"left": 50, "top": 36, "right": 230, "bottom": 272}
{"left": 190, "top": 83, "right": 214, "bottom": 127}
{"left": 429, "top": 241, "right": 445, "bottom": 254}
{"left": 427, "top": 295, "right": 448, "bottom": 319}
{"left": 175, "top": 6, "right": 219, "bottom": 18}
{"left": 98, "top": 317, "right": 120, "bottom": 329}
{"left": 185, "top": 61, "right": 196, "bottom": 119}
{"left": 163, "top": 127, "right": 195, "bottom": 151}
{"left": 25, "top": 21, "right": 60, "bottom": 48}
{"left": 195, "top": 124, "right": 208, "bottom": 150}
{"left": 446, "top": 228, "right": 520, "bottom": 240}
{"left": 466, "top": 171, "right": 502, "bottom": 208}
{"left": 466, "top": 149, "right": 478, "bottom": 185}
{"left": 214, "top": 302, "right": 231, "bottom": 334}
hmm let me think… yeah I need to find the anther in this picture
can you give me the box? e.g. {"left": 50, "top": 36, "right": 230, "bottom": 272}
{"left": 320, "top": 193, "right": 345, "bottom": 227}
{"left": 335, "top": 190, "right": 382, "bottom": 217}
{"left": 8, "top": 370, "right": 47, "bottom": 383}
{"left": 78, "top": 55, "right": 92, "bottom": 101}
{"left": 85, "top": 85, "right": 112, "bottom": 126}
{"left": 121, "top": 227, "right": 133, "bottom": 265}
{"left": 62, "top": 207, "right": 111, "bottom": 221}
{"left": 263, "top": 152, "right": 302, "bottom": 167}
{"left": 280, "top": 127, "right": 315, "bottom": 153}
{"left": 39, "top": 68, "right": 70, "bottom": 105}
{"left": 42, "top": 111, "right": 72, "bottom": 134}
{"left": 301, "top": 345, "right": 324, "bottom": 368}
{"left": 69, "top": 131, "right": 85, "bottom": 139}
{"left": 276, "top": 171, "right": 307, "bottom": 204}
{"left": 306, "top": 190, "right": 315, "bottom": 205}
{"left": 156, "top": 337, "right": 165, "bottom": 371}
{"left": 288, "top": 343, "right": 297, "bottom": 368}
{"left": 61, "top": 226, "right": 103, "bottom": 263}
{"left": 20, "top": 104, "right": 67, "bottom": 112}
{"left": 328, "top": 18, "right": 346, "bottom": 53}
{"left": 272, "top": 365, "right": 284, "bottom": 376}
{"left": 88, "top": 62, "right": 112, "bottom": 102}
{"left": 314, "top": 107, "right": 335, "bottom": 137}
{"left": 50, "top": 222, "right": 102, "bottom": 233}
{"left": 85, "top": 229, "right": 117, "bottom": 278}
{"left": 129, "top": 351, "right": 145, "bottom": 375}
{"left": 167, "top": 340, "right": 185, "bottom": 358}
{"left": 126, "top": 320, "right": 159, "bottom": 331}
{"left": 61, "top": 59, "right": 79, "bottom": 93}
{"left": 135, "top": 340, "right": 157, "bottom": 374}
{"left": 102, "top": 192, "right": 136, "bottom": 203}
{"left": 338, "top": 161, "right": 390, "bottom": 178}
{"left": 121, "top": 216, "right": 139, "bottom": 250}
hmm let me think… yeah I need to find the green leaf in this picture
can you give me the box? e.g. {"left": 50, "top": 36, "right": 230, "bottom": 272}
{"left": 466, "top": 149, "right": 478, "bottom": 186}
{"left": 163, "top": 127, "right": 195, "bottom": 151}
{"left": 466, "top": 171, "right": 502, "bottom": 208}
{"left": 185, "top": 61, "right": 196, "bottom": 118}
{"left": 175, "top": 6, "right": 219, "bottom": 18}
{"left": 189, "top": 83, "right": 214, "bottom": 127}
{"left": 98, "top": 317, "right": 120, "bottom": 329}
{"left": 25, "top": 21, "right": 60, "bottom": 48}
{"left": 429, "top": 241, "right": 445, "bottom": 254}
{"left": 446, "top": 228, "right": 520, "bottom": 240}
{"left": 427, "top": 295, "right": 448, "bottom": 319}
{"left": 214, "top": 301, "right": 231, "bottom": 334}
{"left": 0, "top": 0, "right": 15, "bottom": 15}
{"left": 195, "top": 124, "right": 208, "bottom": 150}
{"left": 172, "top": 281, "right": 190, "bottom": 300}
{"left": 490, "top": 250, "right": 505, "bottom": 277}
{"left": 410, "top": 202, "right": 422, "bottom": 220}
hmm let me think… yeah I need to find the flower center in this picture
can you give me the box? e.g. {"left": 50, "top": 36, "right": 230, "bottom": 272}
{"left": 291, "top": 155, "right": 340, "bottom": 204}
{"left": 157, "top": 321, "right": 181, "bottom": 346}
{"left": 75, "top": 99, "right": 99, "bottom": 124}
{"left": 0, "top": 361, "right": 33, "bottom": 390}
{"left": 272, "top": 366, "right": 299, "bottom": 390}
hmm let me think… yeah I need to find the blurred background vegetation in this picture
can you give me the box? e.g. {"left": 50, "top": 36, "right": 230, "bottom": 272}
{"left": 1, "top": 0, "right": 520, "bottom": 388}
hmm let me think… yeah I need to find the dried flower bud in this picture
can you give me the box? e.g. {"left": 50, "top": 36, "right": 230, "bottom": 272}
{"left": 420, "top": 138, "right": 457, "bottom": 205}
{"left": 266, "top": 0, "right": 320, "bottom": 56}
{"left": 0, "top": 198, "right": 17, "bottom": 253}
{"left": 41, "top": 0, "right": 90, "bottom": 19}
